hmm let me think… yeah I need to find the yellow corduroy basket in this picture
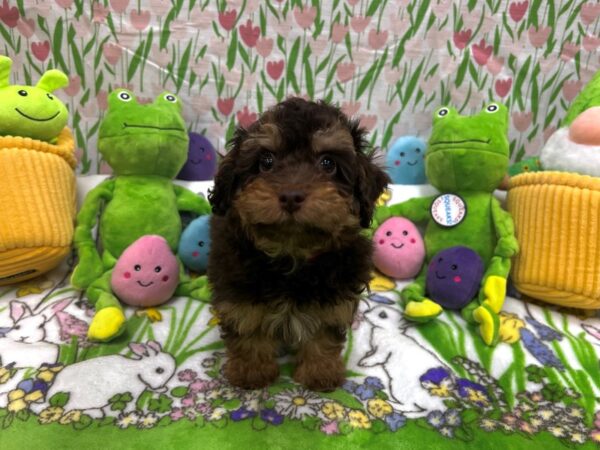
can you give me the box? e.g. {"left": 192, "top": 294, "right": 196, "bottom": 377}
{"left": 0, "top": 128, "right": 77, "bottom": 285}
{"left": 507, "top": 171, "right": 600, "bottom": 309}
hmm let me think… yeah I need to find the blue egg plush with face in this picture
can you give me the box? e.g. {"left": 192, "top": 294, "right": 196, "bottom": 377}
{"left": 426, "top": 246, "right": 484, "bottom": 310}
{"left": 178, "top": 215, "right": 211, "bottom": 273}
{"left": 386, "top": 136, "right": 427, "bottom": 184}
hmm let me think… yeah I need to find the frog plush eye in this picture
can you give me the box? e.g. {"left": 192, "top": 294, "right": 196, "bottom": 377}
{"left": 18, "top": 89, "right": 27, "bottom": 97}
{"left": 118, "top": 91, "right": 132, "bottom": 102}
{"left": 164, "top": 93, "right": 177, "bottom": 103}
{"left": 485, "top": 103, "right": 499, "bottom": 113}
{"left": 436, "top": 107, "right": 449, "bottom": 118}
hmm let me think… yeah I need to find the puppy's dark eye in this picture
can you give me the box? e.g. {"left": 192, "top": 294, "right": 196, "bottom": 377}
{"left": 259, "top": 151, "right": 274, "bottom": 172}
{"left": 319, "top": 156, "right": 336, "bottom": 174}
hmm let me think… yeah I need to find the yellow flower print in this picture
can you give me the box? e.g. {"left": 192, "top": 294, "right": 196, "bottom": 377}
{"left": 0, "top": 366, "right": 16, "bottom": 384}
{"left": 8, "top": 389, "right": 25, "bottom": 402}
{"left": 322, "top": 402, "right": 346, "bottom": 421}
{"left": 367, "top": 399, "right": 393, "bottom": 418}
{"left": 24, "top": 390, "right": 44, "bottom": 403}
{"left": 369, "top": 271, "right": 396, "bottom": 292}
{"left": 59, "top": 410, "right": 82, "bottom": 425}
{"left": 16, "top": 278, "right": 53, "bottom": 297}
{"left": 348, "top": 410, "right": 371, "bottom": 429}
{"left": 37, "top": 364, "right": 63, "bottom": 383}
{"left": 376, "top": 188, "right": 392, "bottom": 207}
{"left": 135, "top": 308, "right": 163, "bottom": 322}
{"left": 208, "top": 306, "right": 220, "bottom": 326}
{"left": 7, "top": 398, "right": 27, "bottom": 413}
{"left": 466, "top": 388, "right": 489, "bottom": 406}
{"left": 39, "top": 406, "right": 64, "bottom": 424}
{"left": 499, "top": 312, "right": 525, "bottom": 344}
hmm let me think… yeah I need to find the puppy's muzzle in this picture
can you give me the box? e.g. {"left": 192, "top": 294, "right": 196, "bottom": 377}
{"left": 278, "top": 190, "right": 306, "bottom": 214}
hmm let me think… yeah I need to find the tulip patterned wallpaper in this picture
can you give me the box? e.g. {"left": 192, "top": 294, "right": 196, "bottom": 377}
{"left": 0, "top": 0, "right": 598, "bottom": 174}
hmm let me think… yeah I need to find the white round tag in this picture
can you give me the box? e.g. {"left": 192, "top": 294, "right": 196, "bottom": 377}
{"left": 430, "top": 194, "right": 467, "bottom": 228}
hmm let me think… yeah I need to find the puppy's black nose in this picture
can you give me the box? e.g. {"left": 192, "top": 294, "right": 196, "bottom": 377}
{"left": 279, "top": 190, "right": 306, "bottom": 213}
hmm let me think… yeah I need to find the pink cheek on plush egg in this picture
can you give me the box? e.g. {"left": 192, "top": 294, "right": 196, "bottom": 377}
{"left": 379, "top": 239, "right": 385, "bottom": 245}
{"left": 454, "top": 276, "right": 462, "bottom": 283}
{"left": 192, "top": 251, "right": 199, "bottom": 257}
{"left": 410, "top": 238, "right": 416, "bottom": 244}
{"left": 162, "top": 275, "right": 169, "bottom": 282}
{"left": 124, "top": 272, "right": 131, "bottom": 279}
{"left": 206, "top": 154, "right": 212, "bottom": 160}
{"left": 394, "top": 160, "right": 400, "bottom": 166}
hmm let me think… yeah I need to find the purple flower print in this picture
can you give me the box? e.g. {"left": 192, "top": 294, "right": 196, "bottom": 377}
{"left": 181, "top": 395, "right": 195, "bottom": 407}
{"left": 260, "top": 408, "right": 284, "bottom": 425}
{"left": 525, "top": 317, "right": 562, "bottom": 342}
{"left": 427, "top": 410, "right": 446, "bottom": 428}
{"left": 189, "top": 378, "right": 217, "bottom": 393}
{"left": 343, "top": 380, "right": 359, "bottom": 392}
{"left": 195, "top": 403, "right": 212, "bottom": 416}
{"left": 457, "top": 379, "right": 490, "bottom": 407}
{"left": 17, "top": 378, "right": 48, "bottom": 394}
{"left": 520, "top": 329, "right": 564, "bottom": 370}
{"left": 231, "top": 407, "right": 256, "bottom": 421}
{"left": 385, "top": 412, "right": 407, "bottom": 431}
{"left": 363, "top": 376, "right": 384, "bottom": 390}
{"left": 420, "top": 367, "right": 451, "bottom": 385}
{"left": 355, "top": 384, "right": 376, "bottom": 400}
{"left": 170, "top": 407, "right": 184, "bottom": 421}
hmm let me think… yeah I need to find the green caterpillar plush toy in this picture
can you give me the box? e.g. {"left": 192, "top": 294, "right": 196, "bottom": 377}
{"left": 375, "top": 103, "right": 519, "bottom": 346}
{"left": 72, "top": 89, "right": 211, "bottom": 342}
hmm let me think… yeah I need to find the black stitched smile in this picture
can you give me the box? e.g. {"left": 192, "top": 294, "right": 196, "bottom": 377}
{"left": 391, "top": 243, "right": 404, "bottom": 249}
{"left": 431, "top": 139, "right": 491, "bottom": 145}
{"left": 137, "top": 280, "right": 154, "bottom": 287}
{"left": 123, "top": 122, "right": 184, "bottom": 132}
{"left": 15, "top": 108, "right": 60, "bottom": 122}
{"left": 435, "top": 271, "right": 446, "bottom": 280}
{"left": 407, "top": 160, "right": 418, "bottom": 166}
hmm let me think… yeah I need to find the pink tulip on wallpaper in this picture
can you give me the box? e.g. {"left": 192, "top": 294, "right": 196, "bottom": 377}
{"left": 560, "top": 42, "right": 580, "bottom": 61}
{"left": 149, "top": 0, "right": 171, "bottom": 16}
{"left": 337, "top": 63, "right": 355, "bottom": 83}
{"left": 404, "top": 37, "right": 422, "bottom": 59}
{"left": 331, "top": 23, "right": 348, "bottom": 44}
{"left": 236, "top": 106, "right": 257, "bottom": 129}
{"left": 110, "top": 0, "right": 130, "bottom": 14}
{"left": 63, "top": 75, "right": 81, "bottom": 97}
{"left": 495, "top": 78, "right": 512, "bottom": 98}
{"left": 472, "top": 39, "right": 493, "bottom": 66}
{"left": 350, "top": 15, "right": 371, "bottom": 33}
{"left": 387, "top": 14, "right": 408, "bottom": 36}
{"left": 486, "top": 56, "right": 504, "bottom": 76}
{"left": 170, "top": 19, "right": 191, "bottom": 41}
{"left": 583, "top": 35, "right": 600, "bottom": 52}
{"left": 130, "top": 10, "right": 151, "bottom": 31}
{"left": 256, "top": 37, "right": 273, "bottom": 58}
{"left": 309, "top": 36, "right": 328, "bottom": 57}
{"left": 528, "top": 26, "right": 551, "bottom": 48}
{"left": 239, "top": 19, "right": 259, "bottom": 48}
{"left": 103, "top": 43, "right": 122, "bottom": 65}
{"left": 73, "top": 15, "right": 91, "bottom": 38}
{"left": 16, "top": 18, "right": 34, "bottom": 39}
{"left": 453, "top": 29, "right": 472, "bottom": 50}
{"left": 218, "top": 9, "right": 237, "bottom": 31}
{"left": 55, "top": 0, "right": 73, "bottom": 8}
{"left": 341, "top": 101, "right": 361, "bottom": 117}
{"left": 92, "top": 3, "right": 109, "bottom": 23}
{"left": 353, "top": 45, "right": 372, "bottom": 67}
{"left": 432, "top": 0, "right": 452, "bottom": 18}
{"left": 151, "top": 45, "right": 171, "bottom": 68}
{"left": 384, "top": 67, "right": 401, "bottom": 85}
{"left": 293, "top": 6, "right": 316, "bottom": 29}
{"left": 368, "top": 29, "right": 388, "bottom": 50}
{"left": 217, "top": 98, "right": 235, "bottom": 116}
{"left": 512, "top": 112, "right": 532, "bottom": 132}
{"left": 31, "top": 41, "right": 50, "bottom": 62}
{"left": 266, "top": 60, "right": 284, "bottom": 80}
{"left": 96, "top": 90, "right": 108, "bottom": 111}
{"left": 562, "top": 80, "right": 583, "bottom": 102}
{"left": 426, "top": 28, "right": 446, "bottom": 49}
{"left": 0, "top": 0, "right": 18, "bottom": 28}
{"left": 359, "top": 114, "right": 377, "bottom": 132}
{"left": 509, "top": 1, "right": 529, "bottom": 22}
{"left": 580, "top": 2, "right": 600, "bottom": 26}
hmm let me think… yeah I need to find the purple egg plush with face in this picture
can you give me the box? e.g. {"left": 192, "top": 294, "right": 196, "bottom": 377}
{"left": 111, "top": 235, "right": 180, "bottom": 307}
{"left": 177, "top": 132, "right": 217, "bottom": 181}
{"left": 426, "top": 246, "right": 484, "bottom": 310}
{"left": 372, "top": 217, "right": 425, "bottom": 279}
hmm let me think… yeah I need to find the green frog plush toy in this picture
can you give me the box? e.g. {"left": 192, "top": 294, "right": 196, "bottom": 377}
{"left": 375, "top": 102, "right": 518, "bottom": 346}
{"left": 72, "top": 89, "right": 211, "bottom": 342}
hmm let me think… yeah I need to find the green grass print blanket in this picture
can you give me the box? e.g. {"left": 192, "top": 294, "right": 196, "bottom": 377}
{"left": 0, "top": 180, "right": 599, "bottom": 450}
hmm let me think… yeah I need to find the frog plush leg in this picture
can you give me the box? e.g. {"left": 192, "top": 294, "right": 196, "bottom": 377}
{"left": 175, "top": 260, "right": 211, "bottom": 301}
{"left": 71, "top": 179, "right": 115, "bottom": 289}
{"left": 174, "top": 185, "right": 211, "bottom": 215}
{"left": 401, "top": 265, "right": 444, "bottom": 322}
{"left": 85, "top": 269, "right": 126, "bottom": 342}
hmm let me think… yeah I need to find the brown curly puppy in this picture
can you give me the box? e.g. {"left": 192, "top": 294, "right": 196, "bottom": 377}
{"left": 208, "top": 98, "right": 389, "bottom": 391}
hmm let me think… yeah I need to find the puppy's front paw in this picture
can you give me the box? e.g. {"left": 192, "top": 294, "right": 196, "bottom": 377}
{"left": 294, "top": 358, "right": 345, "bottom": 392}
{"left": 224, "top": 357, "right": 279, "bottom": 389}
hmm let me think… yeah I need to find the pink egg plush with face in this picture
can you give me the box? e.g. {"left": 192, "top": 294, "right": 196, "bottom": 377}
{"left": 372, "top": 217, "right": 426, "bottom": 279}
{"left": 111, "top": 235, "right": 180, "bottom": 307}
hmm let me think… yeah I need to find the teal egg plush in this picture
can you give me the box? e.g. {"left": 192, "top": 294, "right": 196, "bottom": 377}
{"left": 179, "top": 215, "right": 211, "bottom": 273}
{"left": 386, "top": 136, "right": 427, "bottom": 184}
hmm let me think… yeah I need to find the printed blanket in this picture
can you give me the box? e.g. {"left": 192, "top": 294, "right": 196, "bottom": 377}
{"left": 0, "top": 180, "right": 599, "bottom": 450}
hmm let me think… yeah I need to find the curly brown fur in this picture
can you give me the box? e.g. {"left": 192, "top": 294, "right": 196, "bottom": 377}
{"left": 208, "top": 97, "right": 389, "bottom": 391}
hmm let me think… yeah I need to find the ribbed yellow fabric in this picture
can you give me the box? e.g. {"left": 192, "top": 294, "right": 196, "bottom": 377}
{"left": 0, "top": 128, "right": 76, "bottom": 285}
{"left": 507, "top": 171, "right": 600, "bottom": 309}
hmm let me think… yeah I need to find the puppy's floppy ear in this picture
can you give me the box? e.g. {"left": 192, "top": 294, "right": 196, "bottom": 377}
{"left": 351, "top": 125, "right": 390, "bottom": 228}
{"left": 208, "top": 137, "right": 241, "bottom": 215}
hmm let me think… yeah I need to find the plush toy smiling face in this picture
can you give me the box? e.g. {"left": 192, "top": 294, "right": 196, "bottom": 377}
{"left": 0, "top": 55, "right": 69, "bottom": 142}
{"left": 426, "top": 103, "right": 509, "bottom": 192}
{"left": 385, "top": 136, "right": 427, "bottom": 184}
{"left": 177, "top": 133, "right": 217, "bottom": 181}
{"left": 426, "top": 246, "right": 484, "bottom": 310}
{"left": 178, "top": 215, "right": 211, "bottom": 273}
{"left": 372, "top": 217, "right": 425, "bottom": 279}
{"left": 111, "top": 235, "right": 180, "bottom": 307}
{"left": 98, "top": 90, "right": 189, "bottom": 178}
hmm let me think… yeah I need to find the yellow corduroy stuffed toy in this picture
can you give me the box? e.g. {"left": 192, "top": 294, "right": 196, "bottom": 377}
{"left": 0, "top": 55, "right": 76, "bottom": 285}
